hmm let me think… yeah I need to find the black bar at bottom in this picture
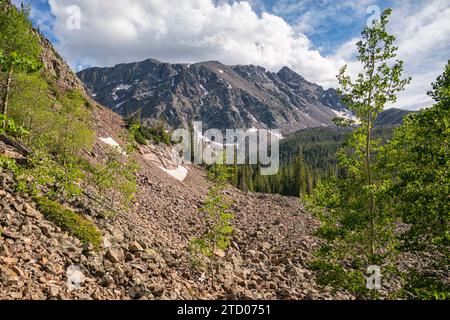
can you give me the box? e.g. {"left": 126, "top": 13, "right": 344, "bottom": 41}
{"left": 0, "top": 300, "right": 445, "bottom": 318}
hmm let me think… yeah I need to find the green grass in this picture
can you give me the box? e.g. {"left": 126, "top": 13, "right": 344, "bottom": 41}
{"left": 35, "top": 197, "right": 102, "bottom": 249}
{"left": 400, "top": 271, "right": 450, "bottom": 300}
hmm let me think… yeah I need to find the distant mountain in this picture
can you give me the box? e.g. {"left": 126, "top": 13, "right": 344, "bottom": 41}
{"left": 375, "top": 108, "right": 412, "bottom": 126}
{"left": 277, "top": 108, "right": 412, "bottom": 183}
{"left": 77, "top": 59, "right": 348, "bottom": 134}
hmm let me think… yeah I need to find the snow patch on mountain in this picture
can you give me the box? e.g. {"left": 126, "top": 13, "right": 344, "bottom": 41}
{"left": 116, "top": 84, "right": 132, "bottom": 91}
{"left": 332, "top": 109, "right": 360, "bottom": 123}
{"left": 99, "top": 137, "right": 126, "bottom": 155}
{"left": 159, "top": 165, "right": 188, "bottom": 182}
{"left": 199, "top": 84, "right": 209, "bottom": 96}
{"left": 112, "top": 84, "right": 132, "bottom": 101}
{"left": 269, "top": 130, "right": 283, "bottom": 140}
{"left": 115, "top": 101, "right": 126, "bottom": 109}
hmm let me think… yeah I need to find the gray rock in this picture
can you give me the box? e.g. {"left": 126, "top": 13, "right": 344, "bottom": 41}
{"left": 149, "top": 283, "right": 165, "bottom": 297}
{"left": 101, "top": 273, "right": 114, "bottom": 287}
{"left": 105, "top": 248, "right": 124, "bottom": 264}
{"left": 129, "top": 285, "right": 146, "bottom": 299}
{"left": 22, "top": 203, "right": 39, "bottom": 218}
{"left": 129, "top": 241, "right": 144, "bottom": 253}
{"left": 77, "top": 60, "right": 347, "bottom": 135}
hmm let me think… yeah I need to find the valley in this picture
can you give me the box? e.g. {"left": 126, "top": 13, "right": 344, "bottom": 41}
{"left": 0, "top": 1, "right": 448, "bottom": 302}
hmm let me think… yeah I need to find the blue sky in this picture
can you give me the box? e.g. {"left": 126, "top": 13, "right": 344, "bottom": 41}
{"left": 13, "top": 0, "right": 55, "bottom": 41}
{"left": 12, "top": 0, "right": 450, "bottom": 110}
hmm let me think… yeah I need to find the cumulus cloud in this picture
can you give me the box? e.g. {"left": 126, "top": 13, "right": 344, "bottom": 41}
{"left": 394, "top": 1, "right": 450, "bottom": 109}
{"left": 48, "top": 0, "right": 343, "bottom": 86}
{"left": 332, "top": 0, "right": 450, "bottom": 110}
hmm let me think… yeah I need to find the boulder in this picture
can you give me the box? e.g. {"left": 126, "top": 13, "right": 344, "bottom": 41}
{"left": 129, "top": 241, "right": 144, "bottom": 253}
{"left": 149, "top": 283, "right": 165, "bottom": 297}
{"left": 105, "top": 248, "right": 124, "bottom": 264}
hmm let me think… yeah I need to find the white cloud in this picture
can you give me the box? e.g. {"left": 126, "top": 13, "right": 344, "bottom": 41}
{"left": 394, "top": 1, "right": 450, "bottom": 109}
{"left": 48, "top": 0, "right": 343, "bottom": 87}
{"left": 332, "top": 0, "right": 450, "bottom": 110}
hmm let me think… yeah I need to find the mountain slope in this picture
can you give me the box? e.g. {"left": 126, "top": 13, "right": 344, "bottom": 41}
{"left": 374, "top": 108, "right": 411, "bottom": 126}
{"left": 2, "top": 105, "right": 338, "bottom": 300}
{"left": 77, "top": 59, "right": 346, "bottom": 134}
{"left": 0, "top": 5, "right": 348, "bottom": 300}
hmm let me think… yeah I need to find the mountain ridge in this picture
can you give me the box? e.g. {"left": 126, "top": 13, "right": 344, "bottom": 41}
{"left": 77, "top": 58, "right": 346, "bottom": 134}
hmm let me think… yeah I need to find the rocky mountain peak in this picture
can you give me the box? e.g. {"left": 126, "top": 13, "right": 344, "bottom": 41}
{"left": 77, "top": 58, "right": 349, "bottom": 134}
{"left": 277, "top": 66, "right": 305, "bottom": 82}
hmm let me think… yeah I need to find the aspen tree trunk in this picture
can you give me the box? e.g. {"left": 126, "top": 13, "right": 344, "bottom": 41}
{"left": 1, "top": 68, "right": 13, "bottom": 130}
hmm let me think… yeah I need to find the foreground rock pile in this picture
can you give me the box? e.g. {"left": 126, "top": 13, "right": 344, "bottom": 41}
{"left": 0, "top": 162, "right": 352, "bottom": 300}
{"left": 0, "top": 103, "right": 357, "bottom": 300}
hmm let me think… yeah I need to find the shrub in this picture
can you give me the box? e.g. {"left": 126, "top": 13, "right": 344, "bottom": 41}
{"left": 89, "top": 148, "right": 139, "bottom": 212}
{"left": 0, "top": 155, "right": 19, "bottom": 175}
{"left": 190, "top": 164, "right": 234, "bottom": 285}
{"left": 309, "top": 259, "right": 370, "bottom": 297}
{"left": 0, "top": 114, "right": 29, "bottom": 137}
{"left": 35, "top": 196, "right": 102, "bottom": 248}
{"left": 15, "top": 151, "right": 85, "bottom": 201}
{"left": 126, "top": 118, "right": 172, "bottom": 146}
{"left": 9, "top": 75, "right": 94, "bottom": 158}
{"left": 399, "top": 271, "right": 450, "bottom": 300}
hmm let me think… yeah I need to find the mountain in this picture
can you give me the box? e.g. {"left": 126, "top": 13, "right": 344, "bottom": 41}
{"left": 77, "top": 59, "right": 347, "bottom": 134}
{"left": 375, "top": 108, "right": 412, "bottom": 126}
{"left": 1, "top": 3, "right": 354, "bottom": 300}
{"left": 2, "top": 2, "right": 441, "bottom": 301}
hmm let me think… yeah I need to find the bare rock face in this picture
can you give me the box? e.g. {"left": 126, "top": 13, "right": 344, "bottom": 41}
{"left": 77, "top": 59, "right": 346, "bottom": 134}
{"left": 37, "top": 33, "right": 85, "bottom": 92}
